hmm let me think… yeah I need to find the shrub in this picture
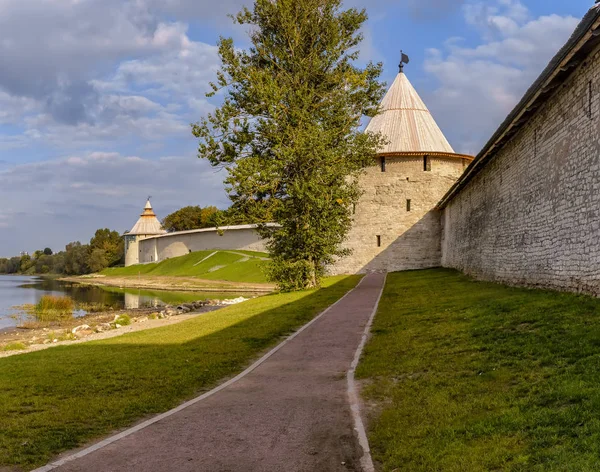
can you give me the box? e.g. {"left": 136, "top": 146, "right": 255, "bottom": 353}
{"left": 114, "top": 314, "right": 131, "bottom": 326}
{"left": 2, "top": 342, "right": 27, "bottom": 351}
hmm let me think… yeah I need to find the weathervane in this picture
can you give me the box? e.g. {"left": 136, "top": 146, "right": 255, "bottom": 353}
{"left": 399, "top": 50, "right": 410, "bottom": 73}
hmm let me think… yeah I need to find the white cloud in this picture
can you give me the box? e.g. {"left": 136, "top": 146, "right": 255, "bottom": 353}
{"left": 464, "top": 0, "right": 529, "bottom": 39}
{"left": 0, "top": 0, "right": 222, "bottom": 153}
{"left": 424, "top": 0, "right": 579, "bottom": 154}
{"left": 0, "top": 152, "right": 229, "bottom": 256}
{"left": 0, "top": 0, "right": 219, "bottom": 135}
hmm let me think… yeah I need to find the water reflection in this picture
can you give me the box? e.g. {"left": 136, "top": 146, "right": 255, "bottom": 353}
{"left": 124, "top": 292, "right": 140, "bottom": 310}
{"left": 123, "top": 292, "right": 163, "bottom": 309}
{"left": 0, "top": 275, "right": 249, "bottom": 329}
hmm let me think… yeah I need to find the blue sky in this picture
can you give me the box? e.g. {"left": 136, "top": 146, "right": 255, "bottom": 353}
{"left": 0, "top": 0, "right": 594, "bottom": 256}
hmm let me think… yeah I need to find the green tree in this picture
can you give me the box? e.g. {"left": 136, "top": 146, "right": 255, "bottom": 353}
{"left": 19, "top": 254, "right": 34, "bottom": 274}
{"left": 89, "top": 229, "right": 123, "bottom": 267}
{"left": 162, "top": 206, "right": 204, "bottom": 232}
{"left": 87, "top": 248, "right": 109, "bottom": 273}
{"left": 192, "top": 0, "right": 385, "bottom": 290}
{"left": 162, "top": 206, "right": 225, "bottom": 232}
{"left": 63, "top": 242, "right": 90, "bottom": 275}
{"left": 43, "top": 248, "right": 53, "bottom": 256}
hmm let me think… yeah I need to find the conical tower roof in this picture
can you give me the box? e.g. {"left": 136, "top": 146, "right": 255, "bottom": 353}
{"left": 128, "top": 199, "right": 167, "bottom": 236}
{"left": 367, "top": 72, "right": 468, "bottom": 158}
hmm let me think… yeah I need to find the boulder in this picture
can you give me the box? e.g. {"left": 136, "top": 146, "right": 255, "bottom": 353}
{"left": 71, "top": 324, "right": 91, "bottom": 335}
{"left": 95, "top": 323, "right": 112, "bottom": 333}
{"left": 220, "top": 297, "right": 249, "bottom": 306}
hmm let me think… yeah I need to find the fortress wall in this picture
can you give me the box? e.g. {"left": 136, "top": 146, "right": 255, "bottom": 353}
{"left": 138, "top": 227, "right": 267, "bottom": 263}
{"left": 331, "top": 155, "right": 467, "bottom": 274}
{"left": 441, "top": 49, "right": 600, "bottom": 296}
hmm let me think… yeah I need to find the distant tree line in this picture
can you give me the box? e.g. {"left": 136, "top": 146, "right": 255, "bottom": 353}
{"left": 161, "top": 205, "right": 258, "bottom": 232}
{"left": 1, "top": 205, "right": 255, "bottom": 275}
{"left": 0, "top": 229, "right": 124, "bottom": 275}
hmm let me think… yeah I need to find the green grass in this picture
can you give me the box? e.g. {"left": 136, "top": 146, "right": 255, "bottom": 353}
{"left": 357, "top": 269, "right": 600, "bottom": 471}
{"left": 0, "top": 275, "right": 360, "bottom": 470}
{"left": 101, "top": 250, "right": 269, "bottom": 283}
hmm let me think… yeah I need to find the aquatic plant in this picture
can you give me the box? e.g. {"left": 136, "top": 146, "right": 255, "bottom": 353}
{"left": 33, "top": 296, "right": 74, "bottom": 321}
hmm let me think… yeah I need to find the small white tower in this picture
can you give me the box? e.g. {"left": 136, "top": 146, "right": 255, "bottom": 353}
{"left": 124, "top": 199, "right": 167, "bottom": 266}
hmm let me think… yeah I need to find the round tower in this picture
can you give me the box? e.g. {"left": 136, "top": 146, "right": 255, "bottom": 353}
{"left": 124, "top": 199, "right": 167, "bottom": 267}
{"left": 333, "top": 61, "right": 474, "bottom": 274}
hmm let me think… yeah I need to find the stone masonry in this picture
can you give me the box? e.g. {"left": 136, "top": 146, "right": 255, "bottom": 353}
{"left": 332, "top": 155, "right": 468, "bottom": 274}
{"left": 441, "top": 46, "right": 600, "bottom": 296}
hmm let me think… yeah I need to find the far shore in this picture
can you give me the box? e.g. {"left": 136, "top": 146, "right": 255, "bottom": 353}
{"left": 61, "top": 274, "right": 276, "bottom": 293}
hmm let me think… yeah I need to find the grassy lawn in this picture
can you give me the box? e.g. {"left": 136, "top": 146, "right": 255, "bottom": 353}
{"left": 101, "top": 250, "right": 269, "bottom": 283}
{"left": 357, "top": 269, "right": 600, "bottom": 471}
{"left": 0, "top": 275, "right": 360, "bottom": 470}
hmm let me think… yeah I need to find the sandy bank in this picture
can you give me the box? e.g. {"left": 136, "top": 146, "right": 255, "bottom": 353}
{"left": 0, "top": 306, "right": 223, "bottom": 359}
{"left": 61, "top": 275, "right": 275, "bottom": 293}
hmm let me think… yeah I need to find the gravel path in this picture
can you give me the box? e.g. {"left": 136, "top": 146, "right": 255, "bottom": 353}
{"left": 40, "top": 273, "right": 386, "bottom": 472}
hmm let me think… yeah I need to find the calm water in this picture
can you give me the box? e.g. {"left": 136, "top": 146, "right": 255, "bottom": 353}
{"left": 0, "top": 275, "right": 245, "bottom": 329}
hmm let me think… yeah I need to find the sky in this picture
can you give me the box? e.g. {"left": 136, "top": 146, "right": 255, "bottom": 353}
{"left": 0, "top": 0, "right": 594, "bottom": 257}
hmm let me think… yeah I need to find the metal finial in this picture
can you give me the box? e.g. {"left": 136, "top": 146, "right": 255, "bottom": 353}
{"left": 399, "top": 50, "right": 410, "bottom": 73}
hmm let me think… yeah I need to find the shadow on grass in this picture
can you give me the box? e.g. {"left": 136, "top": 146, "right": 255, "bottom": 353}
{"left": 358, "top": 268, "right": 600, "bottom": 471}
{"left": 0, "top": 275, "right": 361, "bottom": 470}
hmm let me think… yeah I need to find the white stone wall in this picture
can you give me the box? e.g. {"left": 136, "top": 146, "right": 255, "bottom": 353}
{"left": 137, "top": 227, "right": 268, "bottom": 264}
{"left": 442, "top": 50, "right": 600, "bottom": 296}
{"left": 331, "top": 155, "right": 467, "bottom": 274}
{"left": 124, "top": 236, "right": 140, "bottom": 266}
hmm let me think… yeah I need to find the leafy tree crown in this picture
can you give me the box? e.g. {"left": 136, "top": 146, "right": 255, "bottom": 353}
{"left": 192, "top": 0, "right": 386, "bottom": 289}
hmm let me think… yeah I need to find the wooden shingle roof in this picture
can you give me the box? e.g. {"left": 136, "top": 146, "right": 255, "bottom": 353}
{"left": 128, "top": 200, "right": 167, "bottom": 236}
{"left": 366, "top": 72, "right": 466, "bottom": 157}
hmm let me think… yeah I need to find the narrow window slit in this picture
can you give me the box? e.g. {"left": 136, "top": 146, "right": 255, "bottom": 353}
{"left": 376, "top": 235, "right": 381, "bottom": 247}
{"left": 406, "top": 199, "right": 412, "bottom": 212}
{"left": 423, "top": 155, "right": 431, "bottom": 172}
{"left": 589, "top": 80, "right": 593, "bottom": 119}
{"left": 380, "top": 157, "right": 386, "bottom": 172}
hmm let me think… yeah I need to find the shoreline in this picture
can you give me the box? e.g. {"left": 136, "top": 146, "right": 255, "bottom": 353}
{"left": 61, "top": 275, "right": 276, "bottom": 293}
{"left": 0, "top": 304, "right": 225, "bottom": 358}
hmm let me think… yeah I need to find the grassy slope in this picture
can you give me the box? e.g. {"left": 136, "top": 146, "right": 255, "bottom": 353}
{"left": 0, "top": 275, "right": 360, "bottom": 470}
{"left": 102, "top": 250, "right": 269, "bottom": 283}
{"left": 357, "top": 269, "right": 600, "bottom": 471}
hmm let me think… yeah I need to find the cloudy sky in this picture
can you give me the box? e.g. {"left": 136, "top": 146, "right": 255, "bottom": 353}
{"left": 0, "top": 0, "right": 592, "bottom": 256}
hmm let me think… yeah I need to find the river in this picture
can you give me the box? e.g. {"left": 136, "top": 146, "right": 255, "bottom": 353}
{"left": 0, "top": 275, "right": 244, "bottom": 329}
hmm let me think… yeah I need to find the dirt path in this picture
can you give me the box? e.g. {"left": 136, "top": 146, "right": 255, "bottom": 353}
{"left": 39, "top": 273, "right": 386, "bottom": 472}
